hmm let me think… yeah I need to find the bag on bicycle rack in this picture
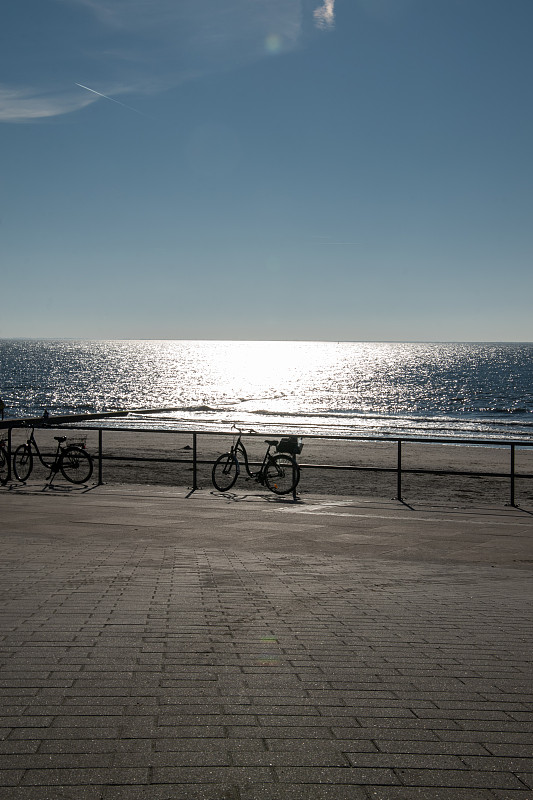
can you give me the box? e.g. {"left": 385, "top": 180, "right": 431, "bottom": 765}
{"left": 276, "top": 436, "right": 303, "bottom": 455}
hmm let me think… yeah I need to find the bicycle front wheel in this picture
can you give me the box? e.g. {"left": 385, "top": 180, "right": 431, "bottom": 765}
{"left": 265, "top": 454, "right": 300, "bottom": 495}
{"left": 0, "top": 446, "right": 9, "bottom": 485}
{"left": 13, "top": 444, "right": 33, "bottom": 482}
{"left": 60, "top": 446, "right": 93, "bottom": 484}
{"left": 212, "top": 452, "right": 239, "bottom": 492}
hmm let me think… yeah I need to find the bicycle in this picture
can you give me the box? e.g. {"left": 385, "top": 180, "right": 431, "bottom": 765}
{"left": 0, "top": 437, "right": 9, "bottom": 485}
{"left": 212, "top": 428, "right": 303, "bottom": 495}
{"left": 12, "top": 427, "right": 93, "bottom": 485}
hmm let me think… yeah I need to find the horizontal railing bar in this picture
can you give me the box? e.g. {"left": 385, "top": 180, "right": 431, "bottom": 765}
{"left": 97, "top": 455, "right": 533, "bottom": 480}
{"left": 100, "top": 455, "right": 201, "bottom": 465}
{"left": 300, "top": 463, "right": 533, "bottom": 478}
{"left": 79, "top": 430, "right": 533, "bottom": 448}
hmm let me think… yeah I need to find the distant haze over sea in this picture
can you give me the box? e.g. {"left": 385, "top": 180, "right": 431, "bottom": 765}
{"left": 1, "top": 340, "right": 532, "bottom": 440}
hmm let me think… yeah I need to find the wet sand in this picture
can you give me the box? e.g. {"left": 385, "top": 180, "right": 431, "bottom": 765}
{"left": 8, "top": 426, "right": 533, "bottom": 507}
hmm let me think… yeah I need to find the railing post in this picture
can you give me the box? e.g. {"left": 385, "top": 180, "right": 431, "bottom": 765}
{"left": 192, "top": 432, "right": 198, "bottom": 491}
{"left": 510, "top": 443, "right": 515, "bottom": 507}
{"left": 396, "top": 439, "right": 402, "bottom": 501}
{"left": 7, "top": 426, "right": 12, "bottom": 482}
{"left": 98, "top": 428, "right": 103, "bottom": 485}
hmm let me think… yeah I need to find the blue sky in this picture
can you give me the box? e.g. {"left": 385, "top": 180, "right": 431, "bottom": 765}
{"left": 1, "top": 0, "right": 532, "bottom": 341}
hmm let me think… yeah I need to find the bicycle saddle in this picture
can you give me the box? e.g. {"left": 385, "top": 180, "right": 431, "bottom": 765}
{"left": 54, "top": 436, "right": 67, "bottom": 443}
{"left": 265, "top": 439, "right": 279, "bottom": 446}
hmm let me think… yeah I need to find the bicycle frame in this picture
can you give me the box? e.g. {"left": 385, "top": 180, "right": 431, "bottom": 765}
{"left": 24, "top": 428, "right": 63, "bottom": 472}
{"left": 229, "top": 431, "right": 276, "bottom": 483}
{"left": 0, "top": 438, "right": 9, "bottom": 484}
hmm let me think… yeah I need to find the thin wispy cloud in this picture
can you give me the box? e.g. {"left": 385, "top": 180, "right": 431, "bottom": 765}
{"left": 314, "top": 0, "right": 335, "bottom": 30}
{"left": 0, "top": 85, "right": 96, "bottom": 123}
{"left": 1, "top": 0, "right": 335, "bottom": 124}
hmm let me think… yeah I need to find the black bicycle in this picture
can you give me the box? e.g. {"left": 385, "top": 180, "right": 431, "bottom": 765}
{"left": 12, "top": 427, "right": 93, "bottom": 485}
{"left": 0, "top": 437, "right": 9, "bottom": 485}
{"left": 212, "top": 428, "right": 302, "bottom": 495}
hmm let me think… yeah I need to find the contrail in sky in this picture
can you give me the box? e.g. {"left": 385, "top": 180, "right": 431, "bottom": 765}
{"left": 75, "top": 83, "right": 145, "bottom": 115}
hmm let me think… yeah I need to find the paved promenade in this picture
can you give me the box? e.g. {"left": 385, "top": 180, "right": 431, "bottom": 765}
{"left": 0, "top": 482, "right": 532, "bottom": 799}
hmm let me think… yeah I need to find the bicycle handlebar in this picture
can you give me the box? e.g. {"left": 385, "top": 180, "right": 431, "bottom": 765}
{"left": 231, "top": 425, "right": 258, "bottom": 434}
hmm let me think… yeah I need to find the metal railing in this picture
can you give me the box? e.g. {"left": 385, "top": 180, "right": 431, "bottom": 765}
{"left": 2, "top": 418, "right": 533, "bottom": 507}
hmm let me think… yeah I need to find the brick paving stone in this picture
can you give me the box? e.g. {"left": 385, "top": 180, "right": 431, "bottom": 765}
{"left": 152, "top": 766, "right": 275, "bottom": 784}
{"left": 267, "top": 738, "right": 379, "bottom": 753}
{"left": 0, "top": 741, "right": 41, "bottom": 757}
{"left": 332, "top": 727, "right": 442, "bottom": 741}
{"left": 6, "top": 790, "right": 105, "bottom": 799}
{"left": 229, "top": 750, "right": 351, "bottom": 767}
{"left": 154, "top": 738, "right": 266, "bottom": 753}
{"left": 435, "top": 730, "right": 533, "bottom": 744}
{"left": 394, "top": 768, "right": 526, "bottom": 789}
{"left": 239, "top": 787, "right": 368, "bottom": 799}
{"left": 363, "top": 790, "right": 498, "bottom": 799}
{"left": 345, "top": 753, "right": 468, "bottom": 769}
{"left": 103, "top": 787, "right": 241, "bottom": 800}
{"left": 487, "top": 744, "right": 533, "bottom": 758}
{"left": 229, "top": 725, "right": 337, "bottom": 739}
{"left": 9, "top": 726, "right": 120, "bottom": 740}
{"left": 20, "top": 768, "right": 149, "bottom": 786}
{"left": 373, "top": 740, "right": 492, "bottom": 755}
{"left": 274, "top": 766, "right": 400, "bottom": 784}
{"left": 0, "top": 754, "right": 114, "bottom": 770}
{"left": 115, "top": 751, "right": 233, "bottom": 768}
{"left": 39, "top": 739, "right": 154, "bottom": 754}
{"left": 462, "top": 757, "right": 533, "bottom": 773}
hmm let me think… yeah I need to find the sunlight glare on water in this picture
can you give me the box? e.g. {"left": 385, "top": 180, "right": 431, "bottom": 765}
{"left": 1, "top": 339, "right": 532, "bottom": 439}
{"left": 200, "top": 340, "right": 344, "bottom": 405}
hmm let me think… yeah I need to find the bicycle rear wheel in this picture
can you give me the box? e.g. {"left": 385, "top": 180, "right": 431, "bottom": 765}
{"left": 60, "top": 446, "right": 93, "bottom": 484}
{"left": 0, "top": 445, "right": 9, "bottom": 484}
{"left": 13, "top": 444, "right": 33, "bottom": 482}
{"left": 212, "top": 452, "right": 239, "bottom": 491}
{"left": 265, "top": 454, "right": 300, "bottom": 495}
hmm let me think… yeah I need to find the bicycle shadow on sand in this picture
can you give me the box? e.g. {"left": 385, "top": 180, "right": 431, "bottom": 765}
{"left": 208, "top": 489, "right": 303, "bottom": 505}
{"left": 3, "top": 479, "right": 98, "bottom": 495}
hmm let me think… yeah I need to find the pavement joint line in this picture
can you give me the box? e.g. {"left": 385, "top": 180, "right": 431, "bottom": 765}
{"left": 274, "top": 508, "right": 531, "bottom": 527}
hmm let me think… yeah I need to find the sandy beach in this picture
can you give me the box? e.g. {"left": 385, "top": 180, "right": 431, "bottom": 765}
{"left": 7, "top": 425, "right": 533, "bottom": 507}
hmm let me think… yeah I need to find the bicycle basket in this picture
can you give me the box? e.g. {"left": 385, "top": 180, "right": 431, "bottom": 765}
{"left": 276, "top": 436, "right": 303, "bottom": 455}
{"left": 66, "top": 435, "right": 87, "bottom": 448}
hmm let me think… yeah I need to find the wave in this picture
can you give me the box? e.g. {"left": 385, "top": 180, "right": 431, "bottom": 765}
{"left": 479, "top": 407, "right": 532, "bottom": 415}
{"left": 177, "top": 404, "right": 219, "bottom": 413}
{"left": 167, "top": 404, "right": 533, "bottom": 441}
{"left": 244, "top": 407, "right": 533, "bottom": 425}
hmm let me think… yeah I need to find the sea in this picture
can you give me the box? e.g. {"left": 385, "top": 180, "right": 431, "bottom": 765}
{"left": 1, "top": 339, "right": 532, "bottom": 441}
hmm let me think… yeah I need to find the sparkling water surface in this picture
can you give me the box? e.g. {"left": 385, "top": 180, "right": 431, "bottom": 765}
{"left": 1, "top": 340, "right": 532, "bottom": 440}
